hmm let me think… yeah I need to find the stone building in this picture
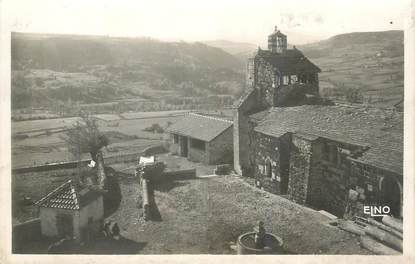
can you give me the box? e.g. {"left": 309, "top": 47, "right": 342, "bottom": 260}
{"left": 167, "top": 113, "right": 233, "bottom": 165}
{"left": 233, "top": 27, "right": 403, "bottom": 219}
{"left": 36, "top": 180, "right": 104, "bottom": 243}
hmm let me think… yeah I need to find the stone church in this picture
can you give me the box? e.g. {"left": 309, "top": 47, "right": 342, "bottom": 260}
{"left": 233, "top": 27, "right": 403, "bottom": 219}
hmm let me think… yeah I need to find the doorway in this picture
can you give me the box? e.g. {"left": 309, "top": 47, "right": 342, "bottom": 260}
{"left": 179, "top": 136, "right": 188, "bottom": 157}
{"left": 379, "top": 177, "right": 402, "bottom": 218}
{"left": 56, "top": 214, "right": 74, "bottom": 238}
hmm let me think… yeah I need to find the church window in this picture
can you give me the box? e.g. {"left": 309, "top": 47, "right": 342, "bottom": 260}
{"left": 283, "top": 76, "right": 289, "bottom": 85}
{"left": 291, "top": 75, "right": 298, "bottom": 83}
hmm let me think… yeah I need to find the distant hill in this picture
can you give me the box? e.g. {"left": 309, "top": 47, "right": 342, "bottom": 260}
{"left": 12, "top": 32, "right": 243, "bottom": 71}
{"left": 203, "top": 40, "right": 258, "bottom": 64}
{"left": 11, "top": 32, "right": 245, "bottom": 110}
{"left": 299, "top": 30, "right": 404, "bottom": 107}
{"left": 11, "top": 31, "right": 404, "bottom": 112}
{"left": 203, "top": 40, "right": 257, "bottom": 55}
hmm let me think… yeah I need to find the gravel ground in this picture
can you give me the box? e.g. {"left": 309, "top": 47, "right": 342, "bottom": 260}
{"left": 108, "top": 171, "right": 370, "bottom": 254}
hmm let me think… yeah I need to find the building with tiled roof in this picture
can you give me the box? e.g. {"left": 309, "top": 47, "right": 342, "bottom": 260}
{"left": 167, "top": 113, "right": 233, "bottom": 164}
{"left": 36, "top": 180, "right": 104, "bottom": 242}
{"left": 246, "top": 27, "right": 321, "bottom": 109}
{"left": 252, "top": 105, "right": 403, "bottom": 175}
{"left": 233, "top": 27, "right": 403, "bottom": 220}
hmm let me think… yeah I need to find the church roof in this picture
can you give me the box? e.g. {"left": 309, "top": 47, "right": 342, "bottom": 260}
{"left": 256, "top": 49, "right": 321, "bottom": 74}
{"left": 252, "top": 105, "right": 403, "bottom": 175}
{"left": 36, "top": 180, "right": 102, "bottom": 210}
{"left": 166, "top": 113, "right": 233, "bottom": 142}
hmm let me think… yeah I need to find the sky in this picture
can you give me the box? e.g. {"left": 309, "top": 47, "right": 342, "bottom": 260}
{"left": 5, "top": 0, "right": 412, "bottom": 45}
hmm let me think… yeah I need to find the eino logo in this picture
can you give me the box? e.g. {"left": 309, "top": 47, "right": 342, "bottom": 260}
{"left": 363, "top": 205, "right": 391, "bottom": 217}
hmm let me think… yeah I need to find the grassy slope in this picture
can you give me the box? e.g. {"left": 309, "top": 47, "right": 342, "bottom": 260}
{"left": 300, "top": 31, "right": 404, "bottom": 107}
{"left": 11, "top": 32, "right": 245, "bottom": 110}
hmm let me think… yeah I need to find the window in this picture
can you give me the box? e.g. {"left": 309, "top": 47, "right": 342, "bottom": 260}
{"left": 190, "top": 138, "right": 205, "bottom": 151}
{"left": 265, "top": 160, "right": 272, "bottom": 178}
{"left": 291, "top": 75, "right": 298, "bottom": 83}
{"left": 173, "top": 134, "right": 179, "bottom": 144}
{"left": 322, "top": 143, "right": 338, "bottom": 165}
{"left": 283, "top": 76, "right": 290, "bottom": 85}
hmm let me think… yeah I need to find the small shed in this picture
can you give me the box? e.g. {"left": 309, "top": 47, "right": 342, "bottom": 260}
{"left": 36, "top": 180, "right": 104, "bottom": 243}
{"left": 167, "top": 113, "right": 233, "bottom": 164}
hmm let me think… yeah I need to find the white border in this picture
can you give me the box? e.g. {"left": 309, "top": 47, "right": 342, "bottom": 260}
{"left": 0, "top": 0, "right": 414, "bottom": 263}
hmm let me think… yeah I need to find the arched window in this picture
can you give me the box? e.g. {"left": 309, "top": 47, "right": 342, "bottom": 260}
{"left": 265, "top": 159, "right": 272, "bottom": 178}
{"left": 379, "top": 176, "right": 402, "bottom": 218}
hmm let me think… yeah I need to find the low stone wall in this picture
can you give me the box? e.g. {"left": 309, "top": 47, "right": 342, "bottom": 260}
{"left": 12, "top": 160, "right": 92, "bottom": 174}
{"left": 13, "top": 145, "right": 169, "bottom": 174}
{"left": 151, "top": 169, "right": 196, "bottom": 182}
{"left": 13, "top": 218, "right": 41, "bottom": 251}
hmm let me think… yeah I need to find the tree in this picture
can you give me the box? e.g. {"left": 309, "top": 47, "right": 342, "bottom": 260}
{"left": 63, "top": 113, "right": 109, "bottom": 188}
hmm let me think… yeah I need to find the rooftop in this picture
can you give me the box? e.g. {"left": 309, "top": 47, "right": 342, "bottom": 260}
{"left": 256, "top": 48, "right": 321, "bottom": 74}
{"left": 252, "top": 104, "right": 403, "bottom": 175}
{"left": 166, "top": 113, "right": 233, "bottom": 142}
{"left": 36, "top": 180, "right": 102, "bottom": 210}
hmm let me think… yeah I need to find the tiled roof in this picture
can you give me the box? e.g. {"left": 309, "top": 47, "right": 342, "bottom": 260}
{"left": 257, "top": 49, "right": 321, "bottom": 74}
{"left": 253, "top": 105, "right": 403, "bottom": 175}
{"left": 36, "top": 180, "right": 102, "bottom": 210}
{"left": 166, "top": 113, "right": 233, "bottom": 142}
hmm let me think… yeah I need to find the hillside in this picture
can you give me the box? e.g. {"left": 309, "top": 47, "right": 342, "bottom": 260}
{"left": 11, "top": 32, "right": 245, "bottom": 112}
{"left": 300, "top": 30, "right": 404, "bottom": 107}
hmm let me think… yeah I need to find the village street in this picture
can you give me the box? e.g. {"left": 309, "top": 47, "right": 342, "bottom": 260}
{"left": 107, "top": 158, "right": 370, "bottom": 254}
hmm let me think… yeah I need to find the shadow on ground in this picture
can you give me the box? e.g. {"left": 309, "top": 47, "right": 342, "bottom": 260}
{"left": 103, "top": 167, "right": 122, "bottom": 217}
{"left": 148, "top": 182, "right": 162, "bottom": 221}
{"left": 81, "top": 236, "right": 147, "bottom": 254}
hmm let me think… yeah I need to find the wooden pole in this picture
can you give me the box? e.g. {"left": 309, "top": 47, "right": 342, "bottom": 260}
{"left": 360, "top": 235, "right": 400, "bottom": 255}
{"left": 382, "top": 215, "right": 403, "bottom": 233}
{"left": 367, "top": 218, "right": 403, "bottom": 239}
{"left": 364, "top": 225, "right": 402, "bottom": 252}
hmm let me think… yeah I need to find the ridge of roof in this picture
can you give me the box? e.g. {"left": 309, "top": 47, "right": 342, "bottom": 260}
{"left": 166, "top": 113, "right": 233, "bottom": 142}
{"left": 189, "top": 113, "right": 233, "bottom": 124}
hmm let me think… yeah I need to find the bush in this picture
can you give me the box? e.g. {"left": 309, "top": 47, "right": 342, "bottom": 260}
{"left": 344, "top": 87, "right": 363, "bottom": 103}
{"left": 143, "top": 123, "right": 164, "bottom": 133}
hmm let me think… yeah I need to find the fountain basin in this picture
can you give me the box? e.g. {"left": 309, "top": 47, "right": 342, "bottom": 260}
{"left": 237, "top": 232, "right": 283, "bottom": 255}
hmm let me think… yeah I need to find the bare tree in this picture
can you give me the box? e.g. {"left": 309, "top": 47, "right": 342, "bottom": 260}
{"left": 64, "top": 113, "right": 109, "bottom": 189}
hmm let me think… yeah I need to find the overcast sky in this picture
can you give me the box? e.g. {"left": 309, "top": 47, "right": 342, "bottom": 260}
{"left": 6, "top": 0, "right": 411, "bottom": 45}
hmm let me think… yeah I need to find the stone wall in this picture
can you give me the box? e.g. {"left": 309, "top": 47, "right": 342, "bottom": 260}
{"left": 345, "top": 160, "right": 403, "bottom": 219}
{"left": 79, "top": 196, "right": 104, "bottom": 240}
{"left": 39, "top": 207, "right": 81, "bottom": 241}
{"left": 208, "top": 126, "right": 233, "bottom": 165}
{"left": 288, "top": 134, "right": 313, "bottom": 204}
{"left": 251, "top": 132, "right": 290, "bottom": 194}
{"left": 255, "top": 58, "right": 276, "bottom": 108}
{"left": 305, "top": 139, "right": 350, "bottom": 216}
{"left": 233, "top": 88, "right": 259, "bottom": 175}
{"left": 187, "top": 138, "right": 208, "bottom": 164}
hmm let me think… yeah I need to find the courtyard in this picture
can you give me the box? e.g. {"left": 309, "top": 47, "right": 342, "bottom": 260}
{"left": 107, "top": 157, "right": 369, "bottom": 254}
{"left": 13, "top": 154, "right": 370, "bottom": 254}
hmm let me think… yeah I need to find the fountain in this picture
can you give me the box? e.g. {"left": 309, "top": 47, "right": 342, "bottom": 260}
{"left": 236, "top": 221, "right": 284, "bottom": 254}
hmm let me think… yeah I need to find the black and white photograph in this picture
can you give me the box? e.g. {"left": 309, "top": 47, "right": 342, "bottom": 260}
{"left": 1, "top": 0, "right": 414, "bottom": 260}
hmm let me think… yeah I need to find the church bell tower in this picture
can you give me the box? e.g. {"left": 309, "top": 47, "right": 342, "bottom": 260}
{"left": 268, "top": 26, "right": 287, "bottom": 53}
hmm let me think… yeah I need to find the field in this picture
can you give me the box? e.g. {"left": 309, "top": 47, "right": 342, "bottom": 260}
{"left": 301, "top": 31, "right": 404, "bottom": 107}
{"left": 11, "top": 111, "right": 192, "bottom": 168}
